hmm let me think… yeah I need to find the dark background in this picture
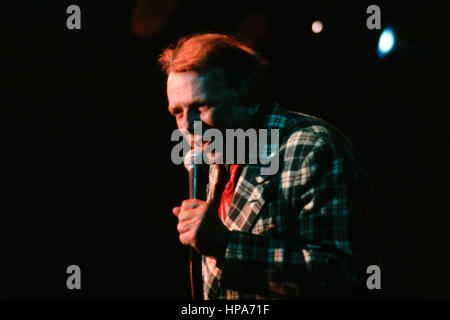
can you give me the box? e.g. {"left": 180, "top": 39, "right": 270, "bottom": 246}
{"left": 4, "top": 0, "right": 449, "bottom": 299}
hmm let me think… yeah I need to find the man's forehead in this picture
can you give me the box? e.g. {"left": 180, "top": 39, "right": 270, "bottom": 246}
{"left": 167, "top": 72, "right": 207, "bottom": 100}
{"left": 167, "top": 71, "right": 238, "bottom": 107}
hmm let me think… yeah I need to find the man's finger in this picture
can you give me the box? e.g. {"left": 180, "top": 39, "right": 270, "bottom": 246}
{"left": 177, "top": 221, "right": 193, "bottom": 233}
{"left": 178, "top": 209, "right": 198, "bottom": 222}
{"left": 181, "top": 199, "right": 202, "bottom": 210}
{"left": 179, "top": 230, "right": 195, "bottom": 246}
{"left": 172, "top": 206, "right": 181, "bottom": 217}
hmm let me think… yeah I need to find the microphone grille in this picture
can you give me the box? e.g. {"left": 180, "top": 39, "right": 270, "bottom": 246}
{"left": 184, "top": 151, "right": 203, "bottom": 171}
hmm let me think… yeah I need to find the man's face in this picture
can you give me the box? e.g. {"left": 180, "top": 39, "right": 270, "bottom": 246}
{"left": 167, "top": 71, "right": 256, "bottom": 151}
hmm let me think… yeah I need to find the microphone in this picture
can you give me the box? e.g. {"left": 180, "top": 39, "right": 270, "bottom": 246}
{"left": 183, "top": 150, "right": 203, "bottom": 301}
{"left": 184, "top": 151, "right": 203, "bottom": 199}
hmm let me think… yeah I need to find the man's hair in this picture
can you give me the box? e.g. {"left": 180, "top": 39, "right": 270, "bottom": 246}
{"left": 159, "top": 33, "right": 271, "bottom": 108}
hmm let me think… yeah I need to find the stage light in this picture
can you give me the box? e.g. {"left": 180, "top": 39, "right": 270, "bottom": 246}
{"left": 378, "top": 27, "right": 395, "bottom": 58}
{"left": 312, "top": 21, "right": 323, "bottom": 34}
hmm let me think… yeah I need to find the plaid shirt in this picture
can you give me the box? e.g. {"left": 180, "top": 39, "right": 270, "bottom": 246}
{"left": 202, "top": 103, "right": 369, "bottom": 299}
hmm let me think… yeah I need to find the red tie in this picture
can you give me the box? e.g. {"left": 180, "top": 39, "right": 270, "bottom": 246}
{"left": 218, "top": 164, "right": 241, "bottom": 221}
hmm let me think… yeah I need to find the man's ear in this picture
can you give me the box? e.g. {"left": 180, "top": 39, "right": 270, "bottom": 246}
{"left": 248, "top": 104, "right": 260, "bottom": 115}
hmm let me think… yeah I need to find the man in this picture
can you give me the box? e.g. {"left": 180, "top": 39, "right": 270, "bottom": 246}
{"left": 160, "top": 33, "right": 371, "bottom": 299}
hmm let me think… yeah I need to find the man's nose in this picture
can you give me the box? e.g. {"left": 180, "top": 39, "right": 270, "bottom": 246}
{"left": 185, "top": 110, "right": 200, "bottom": 134}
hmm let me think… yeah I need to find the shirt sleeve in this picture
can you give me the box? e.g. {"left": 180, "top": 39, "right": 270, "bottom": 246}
{"left": 219, "top": 131, "right": 366, "bottom": 298}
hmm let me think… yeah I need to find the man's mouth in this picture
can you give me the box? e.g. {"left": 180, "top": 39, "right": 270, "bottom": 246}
{"left": 188, "top": 136, "right": 211, "bottom": 153}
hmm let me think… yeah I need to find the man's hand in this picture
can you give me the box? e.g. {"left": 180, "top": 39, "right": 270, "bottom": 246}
{"left": 173, "top": 199, "right": 230, "bottom": 260}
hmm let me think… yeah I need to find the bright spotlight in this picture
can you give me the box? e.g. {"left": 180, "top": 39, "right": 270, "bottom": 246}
{"left": 378, "top": 27, "right": 395, "bottom": 58}
{"left": 312, "top": 21, "right": 323, "bottom": 34}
